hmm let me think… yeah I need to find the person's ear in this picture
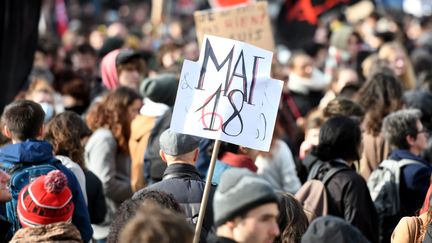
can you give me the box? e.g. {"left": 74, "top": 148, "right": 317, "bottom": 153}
{"left": 406, "top": 134, "right": 416, "bottom": 147}
{"left": 159, "top": 150, "right": 168, "bottom": 164}
{"left": 2, "top": 126, "right": 11, "bottom": 139}
{"left": 38, "top": 125, "right": 45, "bottom": 138}
{"left": 226, "top": 220, "right": 237, "bottom": 230}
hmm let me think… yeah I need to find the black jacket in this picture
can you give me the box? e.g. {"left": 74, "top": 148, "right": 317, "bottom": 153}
{"left": 134, "top": 163, "right": 216, "bottom": 240}
{"left": 84, "top": 169, "right": 107, "bottom": 224}
{"left": 316, "top": 161, "right": 379, "bottom": 243}
{"left": 0, "top": 214, "right": 11, "bottom": 242}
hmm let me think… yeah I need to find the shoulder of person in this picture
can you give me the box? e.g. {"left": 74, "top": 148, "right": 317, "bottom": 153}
{"left": 392, "top": 215, "right": 425, "bottom": 243}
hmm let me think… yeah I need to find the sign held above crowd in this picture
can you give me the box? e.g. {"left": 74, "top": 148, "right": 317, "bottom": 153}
{"left": 171, "top": 35, "right": 283, "bottom": 152}
{"left": 194, "top": 1, "right": 275, "bottom": 51}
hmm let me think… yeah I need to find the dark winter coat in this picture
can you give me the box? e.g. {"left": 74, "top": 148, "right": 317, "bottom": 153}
{"left": 316, "top": 160, "right": 379, "bottom": 243}
{"left": 134, "top": 163, "right": 216, "bottom": 240}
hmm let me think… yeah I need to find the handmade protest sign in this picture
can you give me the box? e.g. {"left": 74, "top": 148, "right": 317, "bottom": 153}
{"left": 171, "top": 35, "right": 283, "bottom": 152}
{"left": 194, "top": 1, "right": 275, "bottom": 51}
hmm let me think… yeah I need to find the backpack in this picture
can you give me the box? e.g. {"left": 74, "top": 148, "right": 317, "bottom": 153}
{"left": 295, "top": 161, "right": 349, "bottom": 222}
{"left": 367, "top": 159, "right": 429, "bottom": 217}
{"left": 2, "top": 158, "right": 60, "bottom": 234}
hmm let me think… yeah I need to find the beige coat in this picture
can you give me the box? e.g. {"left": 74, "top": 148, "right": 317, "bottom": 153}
{"left": 129, "top": 115, "right": 157, "bottom": 192}
{"left": 391, "top": 213, "right": 428, "bottom": 243}
{"left": 360, "top": 132, "right": 389, "bottom": 180}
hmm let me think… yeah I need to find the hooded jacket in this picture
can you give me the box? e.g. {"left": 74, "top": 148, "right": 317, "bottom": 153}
{"left": 0, "top": 140, "right": 92, "bottom": 242}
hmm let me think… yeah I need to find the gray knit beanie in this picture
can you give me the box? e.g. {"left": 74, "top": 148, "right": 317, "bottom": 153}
{"left": 213, "top": 168, "right": 278, "bottom": 226}
{"left": 139, "top": 74, "right": 177, "bottom": 106}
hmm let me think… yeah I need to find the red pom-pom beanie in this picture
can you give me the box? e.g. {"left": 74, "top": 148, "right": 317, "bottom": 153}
{"left": 17, "top": 170, "right": 74, "bottom": 228}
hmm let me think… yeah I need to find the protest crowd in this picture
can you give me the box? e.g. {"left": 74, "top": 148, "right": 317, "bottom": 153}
{"left": 3, "top": 0, "right": 432, "bottom": 242}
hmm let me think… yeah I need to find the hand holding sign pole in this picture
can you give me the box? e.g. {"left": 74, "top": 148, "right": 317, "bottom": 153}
{"left": 171, "top": 35, "right": 283, "bottom": 243}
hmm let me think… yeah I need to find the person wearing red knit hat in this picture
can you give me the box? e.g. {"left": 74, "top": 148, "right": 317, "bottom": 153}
{"left": 10, "top": 170, "right": 82, "bottom": 242}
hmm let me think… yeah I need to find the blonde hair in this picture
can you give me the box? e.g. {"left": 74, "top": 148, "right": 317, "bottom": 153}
{"left": 378, "top": 42, "right": 416, "bottom": 90}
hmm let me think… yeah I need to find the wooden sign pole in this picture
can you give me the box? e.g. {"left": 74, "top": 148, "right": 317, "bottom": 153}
{"left": 193, "top": 139, "right": 221, "bottom": 243}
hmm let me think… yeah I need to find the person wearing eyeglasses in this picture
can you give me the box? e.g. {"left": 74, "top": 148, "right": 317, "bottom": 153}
{"left": 382, "top": 109, "right": 432, "bottom": 241}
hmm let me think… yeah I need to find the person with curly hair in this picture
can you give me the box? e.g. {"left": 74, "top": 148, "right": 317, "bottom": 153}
{"left": 85, "top": 87, "right": 142, "bottom": 242}
{"left": 44, "top": 111, "right": 90, "bottom": 203}
{"left": 354, "top": 72, "right": 404, "bottom": 179}
{"left": 44, "top": 111, "right": 107, "bottom": 225}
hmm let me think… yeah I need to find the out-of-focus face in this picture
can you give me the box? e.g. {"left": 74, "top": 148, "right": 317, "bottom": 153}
{"left": 183, "top": 42, "right": 200, "bottom": 61}
{"left": 31, "top": 89, "right": 54, "bottom": 104}
{"left": 72, "top": 53, "right": 97, "bottom": 75}
{"left": 334, "top": 68, "right": 358, "bottom": 93}
{"left": 34, "top": 51, "right": 48, "bottom": 69}
{"left": 290, "top": 54, "right": 314, "bottom": 79}
{"left": 0, "top": 170, "right": 11, "bottom": 202}
{"left": 107, "top": 22, "right": 128, "bottom": 38}
{"left": 388, "top": 50, "right": 406, "bottom": 76}
{"left": 128, "top": 99, "right": 143, "bottom": 122}
{"left": 347, "top": 34, "right": 360, "bottom": 58}
{"left": 162, "top": 49, "right": 182, "bottom": 69}
{"left": 118, "top": 67, "right": 141, "bottom": 90}
{"left": 411, "top": 120, "right": 429, "bottom": 156}
{"left": 89, "top": 30, "right": 105, "bottom": 50}
{"left": 232, "top": 203, "right": 280, "bottom": 243}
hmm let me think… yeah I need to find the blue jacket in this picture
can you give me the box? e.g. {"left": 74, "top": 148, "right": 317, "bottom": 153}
{"left": 0, "top": 140, "right": 93, "bottom": 242}
{"left": 389, "top": 149, "right": 432, "bottom": 215}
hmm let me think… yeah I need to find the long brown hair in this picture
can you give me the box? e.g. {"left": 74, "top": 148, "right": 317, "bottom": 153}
{"left": 378, "top": 42, "right": 416, "bottom": 90}
{"left": 86, "top": 87, "right": 142, "bottom": 153}
{"left": 355, "top": 72, "right": 403, "bottom": 136}
{"left": 276, "top": 193, "right": 309, "bottom": 243}
{"left": 44, "top": 111, "right": 92, "bottom": 168}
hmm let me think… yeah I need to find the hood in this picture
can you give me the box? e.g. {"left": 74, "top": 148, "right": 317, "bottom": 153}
{"left": 0, "top": 140, "right": 53, "bottom": 165}
{"left": 100, "top": 49, "right": 120, "bottom": 90}
{"left": 140, "top": 97, "right": 170, "bottom": 117}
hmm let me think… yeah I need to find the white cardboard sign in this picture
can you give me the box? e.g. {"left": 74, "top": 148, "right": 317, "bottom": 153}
{"left": 171, "top": 35, "right": 283, "bottom": 151}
